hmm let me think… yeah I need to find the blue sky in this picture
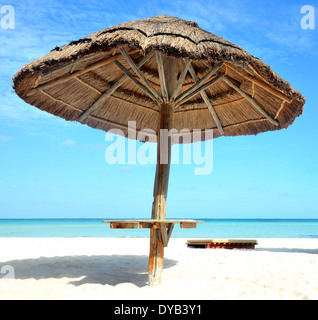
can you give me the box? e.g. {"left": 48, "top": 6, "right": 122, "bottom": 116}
{"left": 0, "top": 0, "right": 317, "bottom": 219}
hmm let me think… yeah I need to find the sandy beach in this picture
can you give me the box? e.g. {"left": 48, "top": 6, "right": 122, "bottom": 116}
{"left": 0, "top": 237, "right": 318, "bottom": 300}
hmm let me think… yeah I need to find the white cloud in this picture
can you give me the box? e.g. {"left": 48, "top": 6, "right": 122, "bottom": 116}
{"left": 61, "top": 139, "right": 76, "bottom": 148}
{"left": 83, "top": 144, "right": 105, "bottom": 152}
{"left": 119, "top": 166, "right": 134, "bottom": 173}
{"left": 0, "top": 134, "right": 13, "bottom": 142}
{"left": 178, "top": 185, "right": 192, "bottom": 189}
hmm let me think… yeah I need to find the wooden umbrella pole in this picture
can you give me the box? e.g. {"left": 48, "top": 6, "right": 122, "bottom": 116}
{"left": 148, "top": 103, "right": 174, "bottom": 286}
{"left": 148, "top": 52, "right": 178, "bottom": 286}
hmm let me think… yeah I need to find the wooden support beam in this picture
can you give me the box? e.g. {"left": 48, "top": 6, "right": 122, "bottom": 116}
{"left": 170, "top": 59, "right": 191, "bottom": 102}
{"left": 275, "top": 100, "right": 285, "bottom": 120}
{"left": 167, "top": 223, "right": 174, "bottom": 244}
{"left": 75, "top": 77, "right": 102, "bottom": 94}
{"left": 148, "top": 103, "right": 174, "bottom": 286}
{"left": 114, "top": 60, "right": 160, "bottom": 104}
{"left": 223, "top": 76, "right": 279, "bottom": 126}
{"left": 160, "top": 223, "right": 168, "bottom": 247}
{"left": 149, "top": 228, "right": 164, "bottom": 286}
{"left": 174, "top": 62, "right": 223, "bottom": 105}
{"left": 156, "top": 52, "right": 169, "bottom": 103}
{"left": 175, "top": 73, "right": 225, "bottom": 107}
{"left": 188, "top": 64, "right": 224, "bottom": 136}
{"left": 223, "top": 118, "right": 267, "bottom": 130}
{"left": 39, "top": 53, "right": 102, "bottom": 77}
{"left": 156, "top": 52, "right": 178, "bottom": 103}
{"left": 120, "top": 48, "right": 163, "bottom": 104}
{"left": 27, "top": 49, "right": 139, "bottom": 96}
{"left": 227, "top": 63, "right": 293, "bottom": 103}
{"left": 78, "top": 51, "right": 153, "bottom": 122}
{"left": 69, "top": 61, "right": 79, "bottom": 74}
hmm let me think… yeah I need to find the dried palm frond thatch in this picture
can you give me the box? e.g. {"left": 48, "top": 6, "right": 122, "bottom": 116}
{"left": 13, "top": 15, "right": 305, "bottom": 142}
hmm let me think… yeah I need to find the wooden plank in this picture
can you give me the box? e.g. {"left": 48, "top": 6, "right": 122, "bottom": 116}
{"left": 223, "top": 76, "right": 279, "bottom": 126}
{"left": 139, "top": 222, "right": 171, "bottom": 229}
{"left": 187, "top": 239, "right": 257, "bottom": 244}
{"left": 188, "top": 64, "right": 224, "bottom": 136}
{"left": 180, "top": 222, "right": 197, "bottom": 229}
{"left": 110, "top": 222, "right": 138, "bottom": 229}
{"left": 102, "top": 219, "right": 203, "bottom": 224}
{"left": 139, "top": 222, "right": 153, "bottom": 229}
{"left": 187, "top": 240, "right": 257, "bottom": 249}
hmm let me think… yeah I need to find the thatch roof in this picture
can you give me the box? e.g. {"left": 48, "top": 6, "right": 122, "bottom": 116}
{"left": 13, "top": 15, "right": 305, "bottom": 142}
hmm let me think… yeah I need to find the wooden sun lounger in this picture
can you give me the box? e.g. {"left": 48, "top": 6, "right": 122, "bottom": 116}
{"left": 187, "top": 239, "right": 258, "bottom": 249}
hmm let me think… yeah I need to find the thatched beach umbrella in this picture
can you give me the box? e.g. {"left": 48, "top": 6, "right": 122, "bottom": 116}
{"left": 13, "top": 15, "right": 305, "bottom": 286}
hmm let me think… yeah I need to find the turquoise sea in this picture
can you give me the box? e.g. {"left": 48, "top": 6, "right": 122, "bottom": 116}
{"left": 0, "top": 219, "right": 318, "bottom": 238}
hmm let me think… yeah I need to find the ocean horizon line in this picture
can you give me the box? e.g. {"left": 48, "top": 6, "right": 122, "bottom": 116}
{"left": 1, "top": 217, "right": 318, "bottom": 221}
{"left": 1, "top": 218, "right": 318, "bottom": 238}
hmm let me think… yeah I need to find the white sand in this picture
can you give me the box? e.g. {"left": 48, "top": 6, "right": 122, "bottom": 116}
{"left": 0, "top": 237, "right": 318, "bottom": 300}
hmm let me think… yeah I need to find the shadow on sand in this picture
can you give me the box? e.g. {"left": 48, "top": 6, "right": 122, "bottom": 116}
{"left": 1, "top": 255, "right": 177, "bottom": 288}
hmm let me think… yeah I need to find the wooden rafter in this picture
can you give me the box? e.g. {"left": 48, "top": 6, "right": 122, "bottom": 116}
{"left": 75, "top": 77, "right": 102, "bottom": 95}
{"left": 223, "top": 76, "right": 279, "bottom": 126}
{"left": 226, "top": 63, "right": 293, "bottom": 103}
{"left": 188, "top": 63, "right": 224, "bottom": 136}
{"left": 120, "top": 48, "right": 163, "bottom": 104}
{"left": 114, "top": 60, "right": 160, "bottom": 104}
{"left": 27, "top": 49, "right": 139, "bottom": 97}
{"left": 78, "top": 51, "right": 154, "bottom": 122}
{"left": 110, "top": 93, "right": 159, "bottom": 113}
{"left": 175, "top": 73, "right": 225, "bottom": 107}
{"left": 155, "top": 51, "right": 178, "bottom": 103}
{"left": 170, "top": 59, "right": 191, "bottom": 102}
{"left": 69, "top": 61, "right": 78, "bottom": 74}
{"left": 88, "top": 115, "right": 157, "bottom": 139}
{"left": 223, "top": 118, "right": 267, "bottom": 130}
{"left": 174, "top": 62, "right": 223, "bottom": 105}
{"left": 41, "top": 90, "right": 77, "bottom": 110}
{"left": 41, "top": 88, "right": 158, "bottom": 135}
{"left": 156, "top": 52, "right": 169, "bottom": 103}
{"left": 275, "top": 100, "right": 285, "bottom": 120}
